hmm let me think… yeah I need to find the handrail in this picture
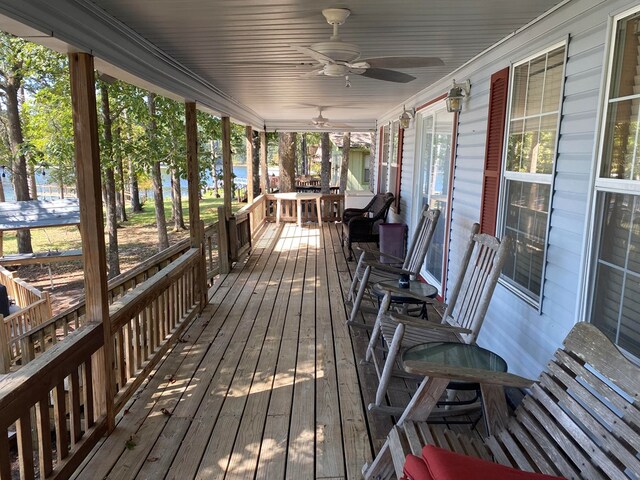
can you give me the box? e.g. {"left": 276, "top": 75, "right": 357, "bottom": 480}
{"left": 0, "top": 246, "right": 203, "bottom": 479}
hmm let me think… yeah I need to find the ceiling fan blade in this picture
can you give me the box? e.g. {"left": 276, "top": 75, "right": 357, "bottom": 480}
{"left": 360, "top": 68, "right": 416, "bottom": 83}
{"left": 300, "top": 68, "right": 325, "bottom": 78}
{"left": 291, "top": 45, "right": 334, "bottom": 65}
{"left": 359, "top": 56, "right": 444, "bottom": 69}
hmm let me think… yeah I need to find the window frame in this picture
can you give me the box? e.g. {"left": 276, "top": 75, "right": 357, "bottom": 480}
{"left": 582, "top": 6, "right": 640, "bottom": 356}
{"left": 412, "top": 99, "right": 456, "bottom": 295}
{"left": 497, "top": 40, "right": 568, "bottom": 309}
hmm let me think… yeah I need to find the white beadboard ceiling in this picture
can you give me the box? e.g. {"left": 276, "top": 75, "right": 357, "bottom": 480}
{"left": 0, "top": 0, "right": 565, "bottom": 131}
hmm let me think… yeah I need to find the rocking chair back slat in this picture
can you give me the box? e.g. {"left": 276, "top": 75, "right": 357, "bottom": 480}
{"left": 403, "top": 208, "right": 440, "bottom": 277}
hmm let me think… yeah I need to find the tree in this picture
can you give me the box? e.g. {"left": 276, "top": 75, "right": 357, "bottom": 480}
{"left": 320, "top": 132, "right": 331, "bottom": 194}
{"left": 0, "top": 33, "right": 39, "bottom": 253}
{"left": 146, "top": 93, "right": 169, "bottom": 251}
{"left": 278, "top": 132, "right": 296, "bottom": 192}
{"left": 339, "top": 132, "right": 351, "bottom": 193}
{"left": 252, "top": 130, "right": 260, "bottom": 198}
{"left": 99, "top": 81, "right": 120, "bottom": 278}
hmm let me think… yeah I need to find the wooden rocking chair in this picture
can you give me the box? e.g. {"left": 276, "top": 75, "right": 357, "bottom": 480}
{"left": 346, "top": 207, "right": 440, "bottom": 327}
{"left": 365, "top": 224, "right": 510, "bottom": 416}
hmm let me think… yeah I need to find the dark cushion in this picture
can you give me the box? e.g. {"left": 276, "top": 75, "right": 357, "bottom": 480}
{"left": 421, "top": 446, "right": 565, "bottom": 480}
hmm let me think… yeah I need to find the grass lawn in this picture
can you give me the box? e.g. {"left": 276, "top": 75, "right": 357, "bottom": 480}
{"left": 1, "top": 194, "right": 242, "bottom": 255}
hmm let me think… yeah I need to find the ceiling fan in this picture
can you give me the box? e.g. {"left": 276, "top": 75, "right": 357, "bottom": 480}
{"left": 294, "top": 8, "right": 444, "bottom": 84}
{"left": 311, "top": 107, "right": 352, "bottom": 129}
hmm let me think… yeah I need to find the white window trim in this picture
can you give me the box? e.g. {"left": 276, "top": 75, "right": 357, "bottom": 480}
{"left": 496, "top": 39, "right": 568, "bottom": 310}
{"left": 581, "top": 5, "right": 640, "bottom": 328}
{"left": 412, "top": 100, "right": 450, "bottom": 292}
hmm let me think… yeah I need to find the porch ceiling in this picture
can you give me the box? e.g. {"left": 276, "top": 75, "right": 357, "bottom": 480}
{"left": 0, "top": 0, "right": 565, "bottom": 130}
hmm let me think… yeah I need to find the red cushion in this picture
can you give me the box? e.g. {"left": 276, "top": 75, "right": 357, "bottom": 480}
{"left": 422, "top": 445, "right": 565, "bottom": 480}
{"left": 402, "top": 454, "right": 434, "bottom": 480}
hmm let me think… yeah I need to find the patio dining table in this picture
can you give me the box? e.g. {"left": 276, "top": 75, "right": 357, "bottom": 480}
{"left": 273, "top": 192, "right": 323, "bottom": 227}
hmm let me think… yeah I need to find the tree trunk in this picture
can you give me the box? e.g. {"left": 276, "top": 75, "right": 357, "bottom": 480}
{"left": 129, "top": 155, "right": 142, "bottom": 212}
{"left": 0, "top": 179, "right": 4, "bottom": 202}
{"left": 5, "top": 80, "right": 32, "bottom": 253}
{"left": 320, "top": 132, "right": 331, "bottom": 194}
{"left": 278, "top": 132, "right": 296, "bottom": 192}
{"left": 114, "top": 126, "right": 127, "bottom": 222}
{"left": 301, "top": 133, "right": 308, "bottom": 176}
{"left": 28, "top": 164, "right": 38, "bottom": 200}
{"left": 100, "top": 83, "right": 120, "bottom": 278}
{"left": 147, "top": 93, "right": 169, "bottom": 251}
{"left": 171, "top": 164, "right": 185, "bottom": 230}
{"left": 252, "top": 130, "right": 260, "bottom": 198}
{"left": 339, "top": 132, "right": 351, "bottom": 193}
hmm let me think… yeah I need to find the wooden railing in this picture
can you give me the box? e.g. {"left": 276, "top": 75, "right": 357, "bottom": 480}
{"left": 264, "top": 193, "right": 345, "bottom": 223}
{"left": 110, "top": 248, "right": 200, "bottom": 411}
{"left": 218, "top": 195, "right": 267, "bottom": 273}
{"left": 0, "top": 247, "right": 202, "bottom": 480}
{"left": 5, "top": 227, "right": 221, "bottom": 370}
{"left": 0, "top": 266, "right": 53, "bottom": 372}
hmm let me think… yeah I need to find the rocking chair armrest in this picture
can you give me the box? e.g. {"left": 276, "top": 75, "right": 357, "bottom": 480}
{"left": 366, "top": 263, "right": 412, "bottom": 276}
{"left": 389, "top": 313, "right": 472, "bottom": 334}
{"left": 401, "top": 361, "right": 534, "bottom": 388}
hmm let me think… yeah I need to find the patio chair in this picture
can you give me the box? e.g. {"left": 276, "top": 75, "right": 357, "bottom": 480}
{"left": 346, "top": 207, "right": 440, "bottom": 326}
{"left": 363, "top": 322, "right": 640, "bottom": 480}
{"left": 364, "top": 224, "right": 510, "bottom": 416}
{"left": 341, "top": 192, "right": 394, "bottom": 260}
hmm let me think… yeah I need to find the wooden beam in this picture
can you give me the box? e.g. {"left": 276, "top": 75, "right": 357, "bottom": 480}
{"left": 185, "top": 102, "right": 206, "bottom": 309}
{"left": 260, "top": 131, "right": 268, "bottom": 194}
{"left": 68, "top": 52, "right": 115, "bottom": 431}
{"left": 222, "top": 116, "right": 233, "bottom": 219}
{"left": 245, "top": 126, "right": 254, "bottom": 204}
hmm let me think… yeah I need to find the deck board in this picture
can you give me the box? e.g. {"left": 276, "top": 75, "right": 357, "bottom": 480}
{"left": 73, "top": 223, "right": 420, "bottom": 480}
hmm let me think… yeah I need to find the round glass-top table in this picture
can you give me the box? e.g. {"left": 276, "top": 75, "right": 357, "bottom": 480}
{"left": 371, "top": 279, "right": 438, "bottom": 318}
{"left": 402, "top": 342, "right": 507, "bottom": 374}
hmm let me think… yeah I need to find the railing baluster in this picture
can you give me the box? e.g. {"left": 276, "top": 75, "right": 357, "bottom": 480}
{"left": 0, "top": 427, "right": 10, "bottom": 480}
{"left": 36, "top": 395, "right": 53, "bottom": 478}
{"left": 69, "top": 369, "right": 82, "bottom": 445}
{"left": 16, "top": 413, "right": 34, "bottom": 480}
{"left": 53, "top": 383, "right": 69, "bottom": 461}
{"left": 83, "top": 361, "right": 94, "bottom": 429}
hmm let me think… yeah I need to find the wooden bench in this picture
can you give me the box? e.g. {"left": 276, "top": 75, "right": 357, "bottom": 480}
{"left": 363, "top": 322, "right": 640, "bottom": 479}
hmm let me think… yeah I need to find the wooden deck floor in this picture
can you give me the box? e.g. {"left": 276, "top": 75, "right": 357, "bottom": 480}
{"left": 72, "top": 222, "right": 395, "bottom": 480}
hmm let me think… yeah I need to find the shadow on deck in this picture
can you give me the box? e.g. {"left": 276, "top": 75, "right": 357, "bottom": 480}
{"left": 72, "top": 222, "right": 398, "bottom": 480}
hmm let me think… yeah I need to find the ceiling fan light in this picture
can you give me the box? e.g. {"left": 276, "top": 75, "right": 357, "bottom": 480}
{"left": 323, "top": 63, "right": 350, "bottom": 77}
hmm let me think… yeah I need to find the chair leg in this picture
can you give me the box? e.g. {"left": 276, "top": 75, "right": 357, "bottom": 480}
{"left": 348, "top": 265, "right": 371, "bottom": 326}
{"left": 362, "top": 438, "right": 395, "bottom": 480}
{"left": 347, "top": 240, "right": 354, "bottom": 261}
{"left": 347, "top": 251, "right": 366, "bottom": 302}
{"left": 374, "top": 322, "right": 404, "bottom": 409}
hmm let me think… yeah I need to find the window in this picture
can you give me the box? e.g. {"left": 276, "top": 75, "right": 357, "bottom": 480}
{"left": 590, "top": 10, "right": 640, "bottom": 357}
{"left": 378, "top": 124, "right": 390, "bottom": 192}
{"left": 499, "top": 44, "right": 566, "bottom": 304}
{"left": 415, "top": 104, "right": 454, "bottom": 290}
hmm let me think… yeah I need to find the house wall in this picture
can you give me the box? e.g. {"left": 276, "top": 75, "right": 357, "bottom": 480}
{"left": 376, "top": 0, "right": 633, "bottom": 378}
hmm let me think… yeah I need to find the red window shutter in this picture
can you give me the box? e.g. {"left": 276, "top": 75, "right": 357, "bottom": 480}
{"left": 479, "top": 67, "right": 509, "bottom": 235}
{"left": 376, "top": 126, "right": 384, "bottom": 193}
{"left": 394, "top": 127, "right": 405, "bottom": 212}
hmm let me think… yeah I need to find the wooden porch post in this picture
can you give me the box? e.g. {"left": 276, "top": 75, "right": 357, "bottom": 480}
{"left": 245, "top": 125, "right": 254, "bottom": 204}
{"left": 222, "top": 116, "right": 233, "bottom": 218}
{"left": 259, "top": 131, "right": 268, "bottom": 194}
{"left": 185, "top": 102, "right": 207, "bottom": 308}
{"left": 68, "top": 52, "right": 115, "bottom": 431}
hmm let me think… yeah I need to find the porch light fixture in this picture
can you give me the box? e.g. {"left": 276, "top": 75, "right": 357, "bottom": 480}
{"left": 446, "top": 79, "right": 471, "bottom": 113}
{"left": 399, "top": 106, "right": 415, "bottom": 129}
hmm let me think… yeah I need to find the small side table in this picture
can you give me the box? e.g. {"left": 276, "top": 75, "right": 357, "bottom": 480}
{"left": 400, "top": 342, "right": 511, "bottom": 435}
{"left": 372, "top": 280, "right": 437, "bottom": 318}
